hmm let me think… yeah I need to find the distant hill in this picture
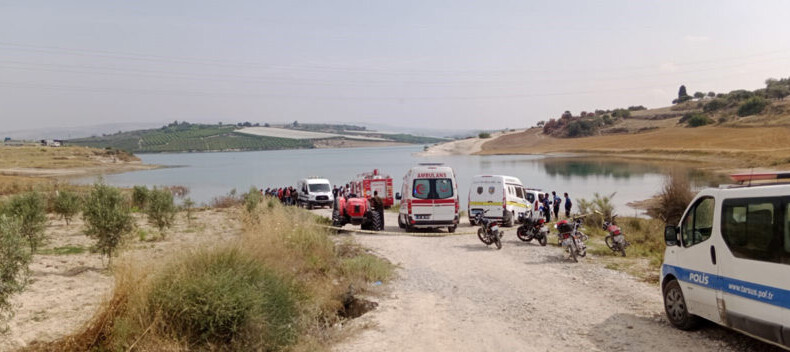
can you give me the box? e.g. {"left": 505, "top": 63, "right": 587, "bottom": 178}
{"left": 67, "top": 122, "right": 446, "bottom": 153}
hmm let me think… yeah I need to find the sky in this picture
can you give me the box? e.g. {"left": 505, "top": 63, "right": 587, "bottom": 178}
{"left": 1, "top": 0, "right": 789, "bottom": 133}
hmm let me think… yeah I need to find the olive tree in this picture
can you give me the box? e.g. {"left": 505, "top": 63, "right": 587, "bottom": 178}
{"left": 146, "top": 188, "right": 176, "bottom": 237}
{"left": 83, "top": 183, "right": 134, "bottom": 266}
{"left": 53, "top": 190, "right": 82, "bottom": 226}
{"left": 0, "top": 215, "right": 31, "bottom": 323}
{"left": 4, "top": 192, "right": 47, "bottom": 252}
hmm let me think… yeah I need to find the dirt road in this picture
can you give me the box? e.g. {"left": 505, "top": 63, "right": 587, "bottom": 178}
{"left": 317, "top": 209, "right": 775, "bottom": 352}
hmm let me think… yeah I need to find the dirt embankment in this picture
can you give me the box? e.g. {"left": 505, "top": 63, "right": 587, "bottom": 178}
{"left": 0, "top": 146, "right": 158, "bottom": 178}
{"left": 477, "top": 126, "right": 790, "bottom": 169}
{"left": 313, "top": 138, "right": 411, "bottom": 149}
{"left": 418, "top": 130, "right": 520, "bottom": 156}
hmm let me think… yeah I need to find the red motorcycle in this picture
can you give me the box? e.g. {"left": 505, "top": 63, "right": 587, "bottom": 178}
{"left": 516, "top": 211, "right": 548, "bottom": 246}
{"left": 602, "top": 215, "right": 629, "bottom": 257}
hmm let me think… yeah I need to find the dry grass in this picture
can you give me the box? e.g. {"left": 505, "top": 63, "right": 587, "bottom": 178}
{"left": 480, "top": 125, "right": 790, "bottom": 169}
{"left": 0, "top": 146, "right": 138, "bottom": 169}
{"left": 31, "top": 201, "right": 393, "bottom": 352}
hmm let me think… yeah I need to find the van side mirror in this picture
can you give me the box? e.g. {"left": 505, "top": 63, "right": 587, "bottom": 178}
{"left": 395, "top": 192, "right": 401, "bottom": 200}
{"left": 664, "top": 226, "right": 680, "bottom": 247}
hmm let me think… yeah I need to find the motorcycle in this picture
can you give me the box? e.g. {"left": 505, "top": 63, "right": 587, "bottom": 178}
{"left": 474, "top": 209, "right": 502, "bottom": 250}
{"left": 516, "top": 211, "right": 548, "bottom": 246}
{"left": 555, "top": 217, "right": 588, "bottom": 262}
{"left": 601, "top": 214, "right": 630, "bottom": 257}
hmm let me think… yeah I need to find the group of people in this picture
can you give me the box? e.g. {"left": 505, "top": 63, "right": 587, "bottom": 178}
{"left": 262, "top": 186, "right": 299, "bottom": 206}
{"left": 536, "top": 191, "right": 572, "bottom": 222}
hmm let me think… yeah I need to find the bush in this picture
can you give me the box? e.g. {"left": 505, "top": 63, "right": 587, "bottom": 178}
{"left": 244, "top": 186, "right": 264, "bottom": 213}
{"left": 3, "top": 191, "right": 47, "bottom": 252}
{"left": 649, "top": 171, "right": 695, "bottom": 224}
{"left": 149, "top": 248, "right": 299, "bottom": 348}
{"left": 131, "top": 185, "right": 149, "bottom": 209}
{"left": 680, "top": 112, "right": 713, "bottom": 127}
{"left": 210, "top": 188, "right": 241, "bottom": 208}
{"left": 53, "top": 190, "right": 82, "bottom": 226}
{"left": 576, "top": 192, "right": 615, "bottom": 227}
{"left": 83, "top": 183, "right": 134, "bottom": 265}
{"left": 737, "top": 96, "right": 768, "bottom": 117}
{"left": 702, "top": 98, "right": 728, "bottom": 113}
{"left": 182, "top": 197, "right": 195, "bottom": 224}
{"left": 0, "top": 215, "right": 32, "bottom": 322}
{"left": 146, "top": 188, "right": 176, "bottom": 236}
{"left": 478, "top": 132, "right": 491, "bottom": 139}
{"left": 611, "top": 109, "right": 631, "bottom": 118}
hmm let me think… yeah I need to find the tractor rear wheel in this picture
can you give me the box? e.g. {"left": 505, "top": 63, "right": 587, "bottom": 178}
{"left": 369, "top": 211, "right": 383, "bottom": 231}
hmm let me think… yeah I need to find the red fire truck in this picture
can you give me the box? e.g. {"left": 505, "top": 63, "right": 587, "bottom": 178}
{"left": 349, "top": 169, "right": 394, "bottom": 208}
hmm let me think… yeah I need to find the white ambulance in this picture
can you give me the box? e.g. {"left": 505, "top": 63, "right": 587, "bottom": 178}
{"left": 661, "top": 172, "right": 790, "bottom": 349}
{"left": 397, "top": 163, "right": 460, "bottom": 233}
{"left": 468, "top": 175, "right": 530, "bottom": 227}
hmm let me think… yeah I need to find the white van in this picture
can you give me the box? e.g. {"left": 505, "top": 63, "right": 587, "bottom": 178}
{"left": 468, "top": 175, "right": 530, "bottom": 227}
{"left": 397, "top": 163, "right": 459, "bottom": 233}
{"left": 661, "top": 174, "right": 790, "bottom": 349}
{"left": 297, "top": 177, "right": 333, "bottom": 209}
{"left": 524, "top": 189, "right": 547, "bottom": 220}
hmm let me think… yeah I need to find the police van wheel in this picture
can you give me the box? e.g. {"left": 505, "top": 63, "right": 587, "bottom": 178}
{"left": 448, "top": 225, "right": 456, "bottom": 233}
{"left": 663, "top": 280, "right": 701, "bottom": 330}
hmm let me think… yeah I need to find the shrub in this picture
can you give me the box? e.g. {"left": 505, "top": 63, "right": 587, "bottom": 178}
{"left": 182, "top": 197, "right": 195, "bottom": 224}
{"left": 3, "top": 191, "right": 47, "bottom": 252}
{"left": 210, "top": 189, "right": 241, "bottom": 208}
{"left": 0, "top": 215, "right": 32, "bottom": 323}
{"left": 611, "top": 109, "right": 631, "bottom": 118}
{"left": 83, "top": 183, "right": 134, "bottom": 266}
{"left": 146, "top": 188, "right": 176, "bottom": 236}
{"left": 131, "top": 185, "right": 149, "bottom": 209}
{"left": 627, "top": 105, "right": 647, "bottom": 111}
{"left": 649, "top": 171, "right": 695, "bottom": 224}
{"left": 478, "top": 132, "right": 491, "bottom": 139}
{"left": 702, "top": 98, "right": 727, "bottom": 113}
{"left": 243, "top": 186, "right": 264, "bottom": 213}
{"left": 737, "top": 96, "right": 768, "bottom": 117}
{"left": 53, "top": 190, "right": 82, "bottom": 226}
{"left": 576, "top": 192, "right": 615, "bottom": 227}
{"left": 680, "top": 112, "right": 713, "bottom": 127}
{"left": 149, "top": 248, "right": 299, "bottom": 349}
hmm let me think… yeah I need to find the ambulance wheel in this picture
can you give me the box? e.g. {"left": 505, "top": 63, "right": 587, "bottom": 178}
{"left": 663, "top": 279, "right": 701, "bottom": 330}
{"left": 398, "top": 215, "right": 406, "bottom": 229}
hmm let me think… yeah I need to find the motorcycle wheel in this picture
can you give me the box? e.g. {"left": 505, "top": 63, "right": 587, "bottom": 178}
{"left": 516, "top": 226, "right": 533, "bottom": 242}
{"left": 494, "top": 231, "right": 502, "bottom": 250}
{"left": 620, "top": 247, "right": 626, "bottom": 257}
{"left": 605, "top": 235, "right": 617, "bottom": 251}
{"left": 538, "top": 235, "right": 547, "bottom": 246}
{"left": 478, "top": 228, "right": 493, "bottom": 245}
{"left": 577, "top": 238, "right": 587, "bottom": 257}
{"left": 568, "top": 240, "right": 578, "bottom": 262}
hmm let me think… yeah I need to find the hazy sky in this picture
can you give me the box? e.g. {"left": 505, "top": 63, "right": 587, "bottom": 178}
{"left": 1, "top": 1, "right": 789, "bottom": 132}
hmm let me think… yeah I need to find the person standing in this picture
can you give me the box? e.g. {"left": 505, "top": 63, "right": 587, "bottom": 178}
{"left": 552, "top": 191, "right": 561, "bottom": 219}
{"left": 564, "top": 192, "right": 573, "bottom": 218}
{"left": 542, "top": 193, "right": 552, "bottom": 222}
{"left": 371, "top": 190, "right": 384, "bottom": 230}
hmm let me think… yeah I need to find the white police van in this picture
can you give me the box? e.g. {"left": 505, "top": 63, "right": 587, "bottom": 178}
{"left": 468, "top": 175, "right": 530, "bottom": 227}
{"left": 661, "top": 172, "right": 790, "bottom": 349}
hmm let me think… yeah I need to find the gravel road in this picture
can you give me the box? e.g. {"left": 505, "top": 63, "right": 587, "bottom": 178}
{"left": 315, "top": 209, "right": 778, "bottom": 352}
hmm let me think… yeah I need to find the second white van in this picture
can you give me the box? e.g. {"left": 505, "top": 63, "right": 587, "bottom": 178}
{"left": 468, "top": 175, "right": 530, "bottom": 227}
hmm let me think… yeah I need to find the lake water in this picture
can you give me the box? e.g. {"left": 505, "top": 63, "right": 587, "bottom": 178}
{"left": 75, "top": 145, "right": 720, "bottom": 215}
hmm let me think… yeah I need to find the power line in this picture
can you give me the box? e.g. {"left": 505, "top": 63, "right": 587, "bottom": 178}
{"left": 1, "top": 41, "right": 788, "bottom": 76}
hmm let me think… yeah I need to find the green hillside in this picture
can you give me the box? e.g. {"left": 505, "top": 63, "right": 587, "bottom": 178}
{"left": 68, "top": 123, "right": 312, "bottom": 153}
{"left": 67, "top": 122, "right": 446, "bottom": 153}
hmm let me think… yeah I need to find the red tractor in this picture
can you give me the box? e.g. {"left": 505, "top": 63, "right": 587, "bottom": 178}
{"left": 332, "top": 196, "right": 383, "bottom": 231}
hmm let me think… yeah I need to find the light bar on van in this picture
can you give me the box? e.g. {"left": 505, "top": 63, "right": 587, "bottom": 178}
{"left": 730, "top": 172, "right": 790, "bottom": 183}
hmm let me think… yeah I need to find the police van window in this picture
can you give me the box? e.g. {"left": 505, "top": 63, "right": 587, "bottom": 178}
{"left": 784, "top": 202, "right": 790, "bottom": 258}
{"left": 682, "top": 197, "right": 714, "bottom": 247}
{"left": 476, "top": 186, "right": 483, "bottom": 195}
{"left": 515, "top": 187, "right": 525, "bottom": 199}
{"left": 721, "top": 198, "right": 781, "bottom": 264}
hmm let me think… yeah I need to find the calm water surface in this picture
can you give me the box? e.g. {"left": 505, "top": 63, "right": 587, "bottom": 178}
{"left": 76, "top": 145, "right": 718, "bottom": 214}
